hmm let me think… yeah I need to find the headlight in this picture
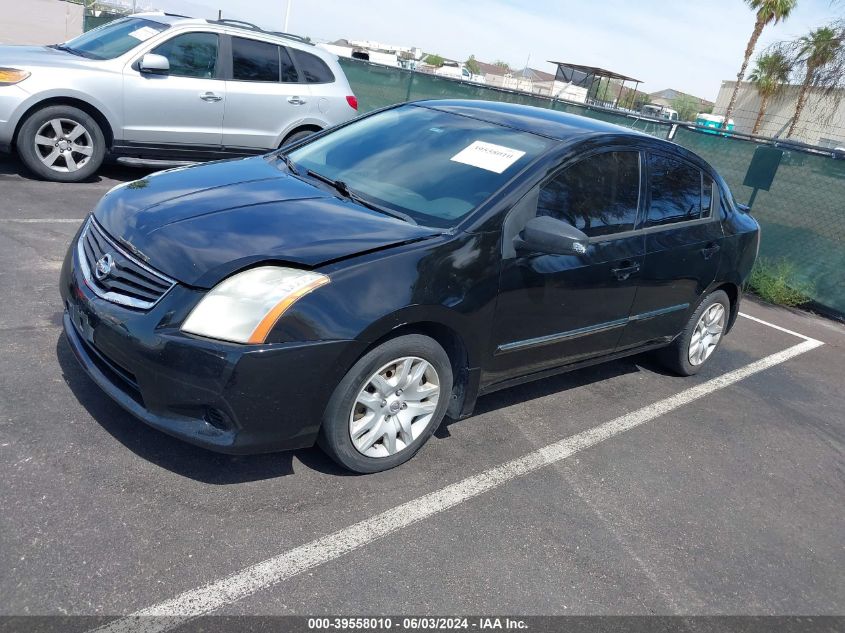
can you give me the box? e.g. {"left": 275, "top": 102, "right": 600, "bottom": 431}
{"left": 0, "top": 68, "right": 31, "bottom": 85}
{"left": 181, "top": 266, "right": 329, "bottom": 344}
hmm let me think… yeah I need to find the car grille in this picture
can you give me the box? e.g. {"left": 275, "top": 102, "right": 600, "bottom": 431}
{"left": 77, "top": 217, "right": 176, "bottom": 310}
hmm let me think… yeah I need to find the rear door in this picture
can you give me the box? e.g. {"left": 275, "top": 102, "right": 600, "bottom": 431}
{"left": 618, "top": 152, "right": 723, "bottom": 350}
{"left": 221, "top": 36, "right": 312, "bottom": 150}
{"left": 486, "top": 149, "right": 645, "bottom": 386}
{"left": 122, "top": 31, "right": 224, "bottom": 147}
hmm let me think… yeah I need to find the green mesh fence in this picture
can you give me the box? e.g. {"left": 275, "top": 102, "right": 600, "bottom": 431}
{"left": 339, "top": 57, "right": 845, "bottom": 315}
{"left": 673, "top": 129, "right": 845, "bottom": 314}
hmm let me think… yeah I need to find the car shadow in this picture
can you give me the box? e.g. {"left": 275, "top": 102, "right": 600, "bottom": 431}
{"left": 435, "top": 355, "right": 648, "bottom": 438}
{"left": 0, "top": 154, "right": 153, "bottom": 183}
{"left": 56, "top": 330, "right": 661, "bottom": 482}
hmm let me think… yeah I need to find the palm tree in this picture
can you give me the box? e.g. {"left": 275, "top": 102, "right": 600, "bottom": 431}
{"left": 787, "top": 26, "right": 844, "bottom": 137}
{"left": 748, "top": 49, "right": 792, "bottom": 134}
{"left": 723, "top": 0, "right": 798, "bottom": 129}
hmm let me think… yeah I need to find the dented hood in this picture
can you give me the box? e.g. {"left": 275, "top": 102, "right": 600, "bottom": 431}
{"left": 93, "top": 157, "right": 441, "bottom": 288}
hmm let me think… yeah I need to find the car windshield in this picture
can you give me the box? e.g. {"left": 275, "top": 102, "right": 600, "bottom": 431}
{"left": 287, "top": 105, "right": 552, "bottom": 227}
{"left": 58, "top": 17, "right": 169, "bottom": 60}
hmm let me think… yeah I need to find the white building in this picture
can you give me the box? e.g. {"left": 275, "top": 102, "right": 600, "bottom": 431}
{"left": 714, "top": 80, "right": 845, "bottom": 147}
{"left": 0, "top": 0, "right": 83, "bottom": 45}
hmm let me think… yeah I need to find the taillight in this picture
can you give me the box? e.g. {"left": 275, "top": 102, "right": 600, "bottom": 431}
{"left": 346, "top": 95, "right": 358, "bottom": 110}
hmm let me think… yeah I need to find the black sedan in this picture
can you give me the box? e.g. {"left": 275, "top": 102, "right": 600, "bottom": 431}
{"left": 60, "top": 100, "right": 760, "bottom": 473}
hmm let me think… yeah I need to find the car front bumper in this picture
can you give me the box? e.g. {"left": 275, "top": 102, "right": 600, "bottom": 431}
{"left": 0, "top": 84, "right": 29, "bottom": 149}
{"left": 60, "top": 230, "right": 353, "bottom": 454}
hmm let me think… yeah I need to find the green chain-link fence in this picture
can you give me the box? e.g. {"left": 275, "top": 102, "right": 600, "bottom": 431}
{"left": 339, "top": 57, "right": 845, "bottom": 316}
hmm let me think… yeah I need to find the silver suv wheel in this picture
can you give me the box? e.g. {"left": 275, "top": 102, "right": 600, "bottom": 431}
{"left": 349, "top": 356, "right": 440, "bottom": 458}
{"left": 33, "top": 118, "right": 94, "bottom": 174}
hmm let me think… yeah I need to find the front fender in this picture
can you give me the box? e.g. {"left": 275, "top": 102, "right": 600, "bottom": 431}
{"left": 8, "top": 87, "right": 121, "bottom": 144}
{"left": 271, "top": 231, "right": 503, "bottom": 373}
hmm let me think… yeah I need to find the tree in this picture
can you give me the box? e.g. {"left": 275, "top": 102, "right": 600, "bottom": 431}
{"left": 424, "top": 53, "right": 444, "bottom": 67}
{"left": 787, "top": 25, "right": 844, "bottom": 137}
{"left": 748, "top": 48, "right": 792, "bottom": 134}
{"left": 670, "top": 94, "right": 701, "bottom": 121}
{"left": 723, "top": 0, "right": 797, "bottom": 129}
{"left": 493, "top": 60, "right": 511, "bottom": 72}
{"left": 465, "top": 55, "right": 481, "bottom": 75}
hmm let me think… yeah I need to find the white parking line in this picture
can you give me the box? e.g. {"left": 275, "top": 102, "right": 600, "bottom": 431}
{"left": 738, "top": 311, "right": 820, "bottom": 342}
{"left": 89, "top": 314, "right": 823, "bottom": 633}
{"left": 2, "top": 218, "right": 85, "bottom": 223}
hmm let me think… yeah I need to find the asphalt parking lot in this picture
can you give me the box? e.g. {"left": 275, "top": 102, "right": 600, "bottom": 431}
{"left": 1, "top": 154, "right": 843, "bottom": 627}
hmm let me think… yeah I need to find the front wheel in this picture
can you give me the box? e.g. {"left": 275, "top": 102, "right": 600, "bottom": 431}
{"left": 17, "top": 105, "right": 106, "bottom": 182}
{"left": 319, "top": 335, "right": 453, "bottom": 473}
{"left": 656, "top": 290, "right": 730, "bottom": 376}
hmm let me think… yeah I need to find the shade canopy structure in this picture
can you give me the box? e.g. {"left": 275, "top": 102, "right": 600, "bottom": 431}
{"left": 547, "top": 61, "right": 643, "bottom": 108}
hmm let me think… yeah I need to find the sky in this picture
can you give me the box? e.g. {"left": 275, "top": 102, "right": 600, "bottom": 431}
{"left": 118, "top": 0, "right": 843, "bottom": 100}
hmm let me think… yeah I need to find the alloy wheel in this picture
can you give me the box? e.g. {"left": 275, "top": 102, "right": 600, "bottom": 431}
{"left": 688, "top": 303, "right": 726, "bottom": 366}
{"left": 349, "top": 356, "right": 440, "bottom": 458}
{"left": 33, "top": 118, "right": 94, "bottom": 174}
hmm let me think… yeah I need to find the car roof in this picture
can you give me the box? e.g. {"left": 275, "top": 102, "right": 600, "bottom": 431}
{"left": 416, "top": 99, "right": 651, "bottom": 142}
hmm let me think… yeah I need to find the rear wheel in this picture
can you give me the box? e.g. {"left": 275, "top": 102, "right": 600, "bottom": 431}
{"left": 319, "top": 335, "right": 452, "bottom": 473}
{"left": 656, "top": 290, "right": 729, "bottom": 376}
{"left": 17, "top": 105, "right": 105, "bottom": 182}
{"left": 280, "top": 128, "right": 318, "bottom": 148}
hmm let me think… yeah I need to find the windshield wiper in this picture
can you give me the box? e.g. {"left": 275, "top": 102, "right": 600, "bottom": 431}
{"left": 279, "top": 154, "right": 300, "bottom": 176}
{"left": 305, "top": 169, "right": 416, "bottom": 224}
{"left": 51, "top": 44, "right": 83, "bottom": 56}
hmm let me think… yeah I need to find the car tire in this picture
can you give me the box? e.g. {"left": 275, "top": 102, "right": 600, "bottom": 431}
{"left": 280, "top": 128, "right": 317, "bottom": 148}
{"left": 319, "top": 334, "right": 453, "bottom": 473}
{"left": 656, "top": 290, "right": 730, "bottom": 376}
{"left": 17, "top": 105, "right": 106, "bottom": 182}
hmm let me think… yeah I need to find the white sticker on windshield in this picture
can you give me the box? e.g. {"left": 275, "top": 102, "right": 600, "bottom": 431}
{"left": 450, "top": 140, "right": 526, "bottom": 174}
{"left": 128, "top": 26, "right": 159, "bottom": 41}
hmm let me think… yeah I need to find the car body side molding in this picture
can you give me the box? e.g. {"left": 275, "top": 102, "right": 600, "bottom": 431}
{"left": 496, "top": 303, "right": 689, "bottom": 354}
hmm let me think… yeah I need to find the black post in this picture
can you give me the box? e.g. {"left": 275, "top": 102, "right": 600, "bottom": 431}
{"left": 404, "top": 68, "right": 415, "bottom": 103}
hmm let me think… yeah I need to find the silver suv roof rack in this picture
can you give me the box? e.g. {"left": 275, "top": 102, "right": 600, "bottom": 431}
{"left": 208, "top": 18, "right": 312, "bottom": 45}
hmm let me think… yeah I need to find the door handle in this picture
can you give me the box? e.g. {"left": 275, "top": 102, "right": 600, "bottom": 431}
{"left": 199, "top": 92, "right": 223, "bottom": 102}
{"left": 701, "top": 242, "right": 721, "bottom": 260}
{"left": 611, "top": 261, "right": 640, "bottom": 281}
{"left": 287, "top": 96, "right": 307, "bottom": 105}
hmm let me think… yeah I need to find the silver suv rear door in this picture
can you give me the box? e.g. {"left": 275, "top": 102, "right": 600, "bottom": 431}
{"left": 221, "top": 35, "right": 312, "bottom": 150}
{"left": 122, "top": 31, "right": 224, "bottom": 148}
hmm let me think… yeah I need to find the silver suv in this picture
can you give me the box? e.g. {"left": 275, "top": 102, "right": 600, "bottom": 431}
{"left": 0, "top": 13, "right": 358, "bottom": 182}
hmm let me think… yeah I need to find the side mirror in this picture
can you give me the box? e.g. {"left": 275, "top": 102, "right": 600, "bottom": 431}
{"left": 514, "top": 215, "right": 589, "bottom": 256}
{"left": 139, "top": 53, "right": 170, "bottom": 74}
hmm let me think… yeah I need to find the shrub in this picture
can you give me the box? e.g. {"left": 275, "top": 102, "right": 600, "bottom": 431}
{"left": 748, "top": 258, "right": 814, "bottom": 307}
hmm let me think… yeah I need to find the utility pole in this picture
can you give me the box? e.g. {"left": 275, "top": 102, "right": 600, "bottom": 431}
{"left": 284, "top": 0, "right": 292, "bottom": 32}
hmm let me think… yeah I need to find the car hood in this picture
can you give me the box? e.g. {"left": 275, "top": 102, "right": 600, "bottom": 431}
{"left": 93, "top": 156, "right": 442, "bottom": 288}
{"left": 0, "top": 45, "right": 99, "bottom": 70}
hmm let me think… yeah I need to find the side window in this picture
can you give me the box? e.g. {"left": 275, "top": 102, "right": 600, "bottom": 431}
{"left": 537, "top": 151, "right": 640, "bottom": 238}
{"left": 152, "top": 32, "right": 218, "bottom": 79}
{"left": 646, "top": 154, "right": 703, "bottom": 226}
{"left": 702, "top": 173, "right": 714, "bottom": 218}
{"left": 232, "top": 37, "right": 279, "bottom": 82}
{"left": 290, "top": 49, "right": 335, "bottom": 83}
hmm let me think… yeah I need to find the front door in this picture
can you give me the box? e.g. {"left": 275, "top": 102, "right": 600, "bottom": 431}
{"left": 487, "top": 149, "right": 645, "bottom": 387}
{"left": 619, "top": 152, "right": 723, "bottom": 349}
{"left": 222, "top": 36, "right": 312, "bottom": 150}
{"left": 123, "top": 31, "right": 224, "bottom": 148}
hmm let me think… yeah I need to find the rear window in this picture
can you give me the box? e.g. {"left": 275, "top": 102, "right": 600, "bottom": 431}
{"left": 291, "top": 49, "right": 335, "bottom": 83}
{"left": 646, "top": 154, "right": 704, "bottom": 226}
{"left": 232, "top": 37, "right": 279, "bottom": 82}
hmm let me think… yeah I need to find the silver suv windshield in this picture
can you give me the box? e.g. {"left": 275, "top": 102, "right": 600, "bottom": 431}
{"left": 287, "top": 105, "right": 552, "bottom": 228}
{"left": 58, "top": 17, "right": 169, "bottom": 60}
